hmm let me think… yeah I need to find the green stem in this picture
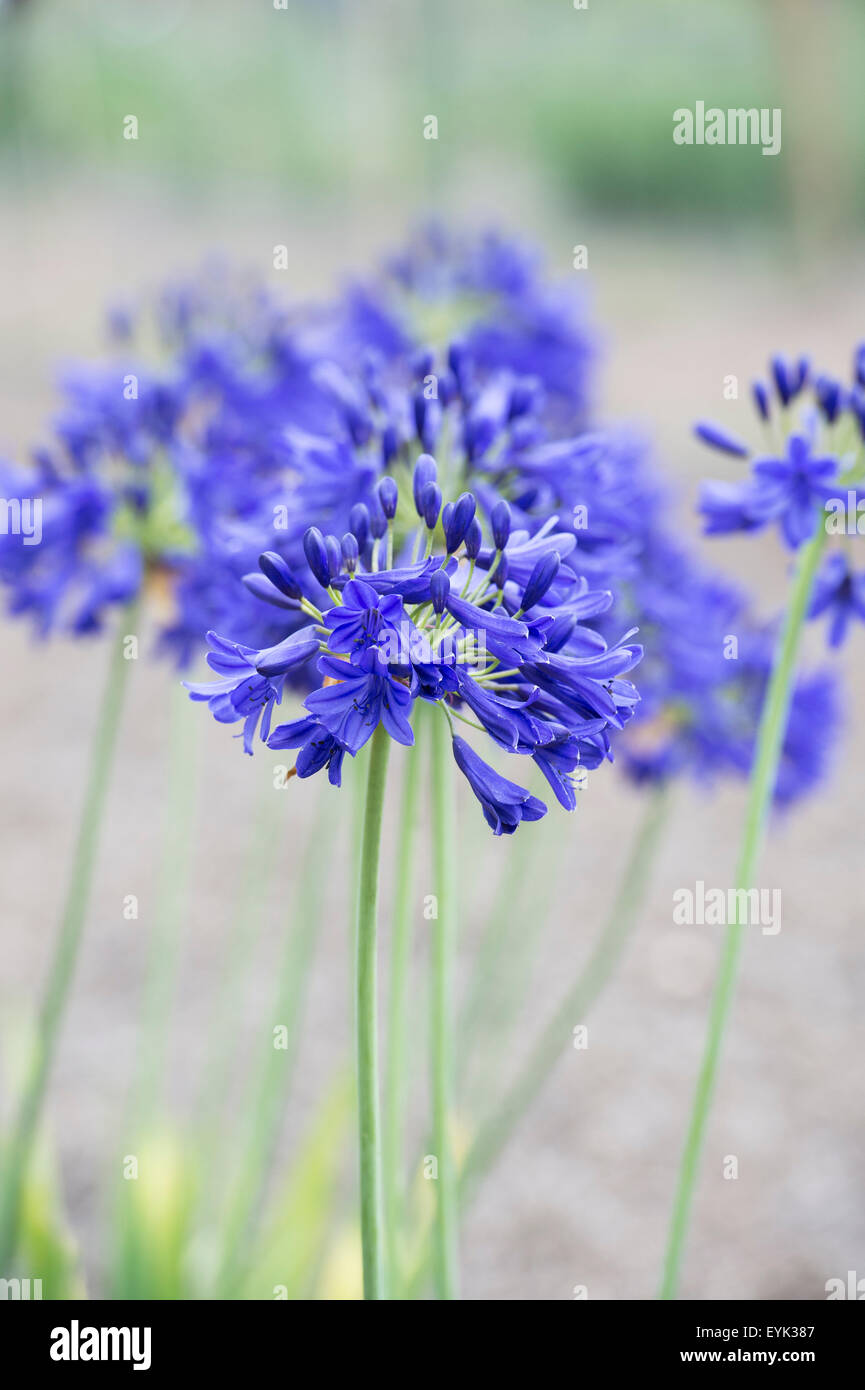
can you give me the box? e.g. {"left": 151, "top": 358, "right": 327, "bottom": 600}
{"left": 0, "top": 599, "right": 138, "bottom": 1269}
{"left": 403, "top": 784, "right": 670, "bottom": 1299}
{"left": 356, "top": 723, "right": 391, "bottom": 1300}
{"left": 659, "top": 527, "right": 827, "bottom": 1300}
{"left": 464, "top": 783, "right": 670, "bottom": 1197}
{"left": 383, "top": 746, "right": 422, "bottom": 1297}
{"left": 429, "top": 712, "right": 459, "bottom": 1300}
{"left": 131, "top": 681, "right": 199, "bottom": 1126}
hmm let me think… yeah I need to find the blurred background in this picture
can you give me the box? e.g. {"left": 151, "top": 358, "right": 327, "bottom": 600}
{"left": 1, "top": 0, "right": 864, "bottom": 1299}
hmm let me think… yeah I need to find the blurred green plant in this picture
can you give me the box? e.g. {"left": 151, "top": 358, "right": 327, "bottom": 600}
{"left": 2, "top": 0, "right": 862, "bottom": 229}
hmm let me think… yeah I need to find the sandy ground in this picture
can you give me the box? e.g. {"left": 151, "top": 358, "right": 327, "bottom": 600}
{"left": 1, "top": 173, "right": 864, "bottom": 1299}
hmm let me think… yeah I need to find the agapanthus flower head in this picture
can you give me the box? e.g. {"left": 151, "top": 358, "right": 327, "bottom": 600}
{"left": 0, "top": 261, "right": 347, "bottom": 659}
{"left": 187, "top": 456, "right": 642, "bottom": 833}
{"left": 699, "top": 429, "right": 839, "bottom": 549}
{"left": 2, "top": 229, "right": 598, "bottom": 670}
{"left": 713, "top": 629, "right": 842, "bottom": 808}
{"left": 331, "top": 223, "right": 597, "bottom": 428}
{"left": 695, "top": 345, "right": 865, "bottom": 650}
{"left": 9, "top": 230, "right": 844, "bottom": 815}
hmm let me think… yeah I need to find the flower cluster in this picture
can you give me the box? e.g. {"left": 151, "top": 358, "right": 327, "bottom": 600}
{"left": 0, "top": 231, "right": 597, "bottom": 668}
{"left": 186, "top": 458, "right": 642, "bottom": 834}
{"left": 697, "top": 348, "right": 865, "bottom": 648}
{"left": 163, "top": 241, "right": 838, "bottom": 811}
{"left": 1, "top": 231, "right": 841, "bottom": 809}
{"left": 0, "top": 309, "right": 268, "bottom": 645}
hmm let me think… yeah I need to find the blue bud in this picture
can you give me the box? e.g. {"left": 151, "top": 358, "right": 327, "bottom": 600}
{"left": 464, "top": 517, "right": 483, "bottom": 560}
{"left": 465, "top": 414, "right": 496, "bottom": 463}
{"left": 508, "top": 377, "right": 540, "bottom": 421}
{"left": 381, "top": 424, "right": 399, "bottom": 467}
{"left": 258, "top": 551, "right": 302, "bottom": 600}
{"left": 349, "top": 502, "right": 370, "bottom": 549}
{"left": 815, "top": 375, "right": 843, "bottom": 425}
{"left": 420, "top": 400, "right": 440, "bottom": 453}
{"left": 413, "top": 453, "right": 437, "bottom": 515}
{"left": 438, "top": 372, "right": 456, "bottom": 408}
{"left": 491, "top": 553, "right": 509, "bottom": 589}
{"left": 513, "top": 485, "right": 539, "bottom": 511}
{"left": 421, "top": 482, "right": 442, "bottom": 530}
{"left": 413, "top": 393, "right": 441, "bottom": 453}
{"left": 520, "top": 551, "right": 560, "bottom": 612}
{"left": 447, "top": 339, "right": 470, "bottom": 390}
{"left": 490, "top": 499, "right": 511, "bottom": 550}
{"left": 694, "top": 422, "right": 749, "bottom": 458}
{"left": 341, "top": 532, "right": 359, "bottom": 573}
{"left": 793, "top": 355, "right": 810, "bottom": 394}
{"left": 346, "top": 406, "right": 373, "bottom": 448}
{"left": 444, "top": 491, "right": 477, "bottom": 553}
{"left": 752, "top": 381, "right": 770, "bottom": 422}
{"left": 430, "top": 569, "right": 449, "bottom": 615}
{"left": 242, "top": 572, "right": 299, "bottom": 610}
{"left": 413, "top": 391, "right": 428, "bottom": 441}
{"left": 361, "top": 350, "right": 385, "bottom": 405}
{"left": 303, "top": 526, "right": 331, "bottom": 588}
{"left": 411, "top": 346, "right": 434, "bottom": 379}
{"left": 771, "top": 354, "right": 791, "bottom": 405}
{"left": 369, "top": 501, "right": 387, "bottom": 541}
{"left": 377, "top": 475, "right": 399, "bottom": 520}
{"left": 771, "top": 354, "right": 808, "bottom": 406}
{"left": 325, "top": 534, "right": 342, "bottom": 581}
{"left": 545, "top": 612, "right": 577, "bottom": 652}
{"left": 854, "top": 343, "right": 865, "bottom": 389}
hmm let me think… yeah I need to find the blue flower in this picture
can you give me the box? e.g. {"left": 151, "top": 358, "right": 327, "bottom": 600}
{"left": 532, "top": 725, "right": 606, "bottom": 810}
{"left": 808, "top": 552, "right": 865, "bottom": 647}
{"left": 305, "top": 650, "right": 415, "bottom": 754}
{"left": 451, "top": 736, "right": 547, "bottom": 835}
{"left": 267, "top": 715, "right": 346, "bottom": 786}
{"left": 190, "top": 455, "right": 642, "bottom": 831}
{"left": 183, "top": 632, "right": 288, "bottom": 753}
{"left": 324, "top": 578, "right": 406, "bottom": 657}
{"left": 700, "top": 433, "right": 838, "bottom": 549}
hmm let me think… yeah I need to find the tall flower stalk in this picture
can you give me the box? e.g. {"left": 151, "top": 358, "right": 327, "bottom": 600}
{"left": 661, "top": 349, "right": 862, "bottom": 1296}
{"left": 401, "top": 783, "right": 671, "bottom": 1299}
{"left": 429, "top": 707, "right": 460, "bottom": 1300}
{"left": 0, "top": 600, "right": 138, "bottom": 1268}
{"left": 188, "top": 457, "right": 642, "bottom": 1302}
{"left": 383, "top": 744, "right": 423, "bottom": 1296}
{"left": 355, "top": 723, "right": 392, "bottom": 1299}
{"left": 659, "top": 526, "right": 826, "bottom": 1298}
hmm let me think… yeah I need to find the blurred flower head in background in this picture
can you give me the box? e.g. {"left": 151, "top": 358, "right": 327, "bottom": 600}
{"left": 0, "top": 229, "right": 843, "bottom": 810}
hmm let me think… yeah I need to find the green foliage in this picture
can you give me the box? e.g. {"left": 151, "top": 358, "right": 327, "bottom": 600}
{"left": 2, "top": 0, "right": 863, "bottom": 225}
